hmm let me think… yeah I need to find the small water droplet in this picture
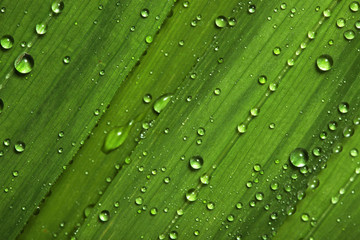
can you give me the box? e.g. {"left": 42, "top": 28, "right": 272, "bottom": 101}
{"left": 336, "top": 18, "right": 346, "bottom": 28}
{"left": 63, "top": 56, "right": 71, "bottom": 64}
{"left": 350, "top": 1, "right": 359, "bottom": 12}
{"left": 237, "top": 123, "right": 247, "bottom": 134}
{"left": 143, "top": 94, "right": 152, "bottom": 103}
{"left": 258, "top": 75, "right": 267, "bottom": 85}
{"left": 273, "top": 47, "right": 281, "bottom": 55}
{"left": 343, "top": 126, "right": 355, "bottom": 138}
{"left": 248, "top": 4, "right": 256, "bottom": 14}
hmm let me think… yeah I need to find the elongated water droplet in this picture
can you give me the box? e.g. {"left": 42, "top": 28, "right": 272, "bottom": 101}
{"left": 289, "top": 148, "right": 308, "bottom": 168}
{"left": 1, "top": 35, "right": 14, "bottom": 49}
{"left": 153, "top": 94, "right": 173, "bottom": 113}
{"left": 316, "top": 55, "right": 333, "bottom": 72}
{"left": 102, "top": 120, "right": 134, "bottom": 153}
{"left": 14, "top": 53, "right": 34, "bottom": 74}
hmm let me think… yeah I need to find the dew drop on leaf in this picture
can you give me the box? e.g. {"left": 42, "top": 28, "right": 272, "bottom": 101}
{"left": 214, "top": 16, "right": 227, "bottom": 28}
{"left": 14, "top": 53, "right": 34, "bottom": 74}
{"left": 14, "top": 141, "right": 26, "bottom": 153}
{"left": 316, "top": 54, "right": 333, "bottom": 72}
{"left": 343, "top": 126, "right": 355, "bottom": 138}
{"left": 344, "top": 30, "right": 355, "bottom": 40}
{"left": 185, "top": 188, "right": 197, "bottom": 202}
{"left": 189, "top": 156, "right": 203, "bottom": 170}
{"left": 0, "top": 35, "right": 14, "bottom": 49}
{"left": 258, "top": 75, "right": 267, "bottom": 85}
{"left": 349, "top": 1, "right": 359, "bottom": 12}
{"left": 63, "top": 56, "right": 71, "bottom": 64}
{"left": 248, "top": 4, "right": 256, "bottom": 14}
{"left": 35, "top": 23, "right": 47, "bottom": 35}
{"left": 51, "top": 1, "right": 64, "bottom": 14}
{"left": 289, "top": 148, "right": 308, "bottom": 168}
{"left": 98, "top": 210, "right": 110, "bottom": 222}
{"left": 338, "top": 102, "right": 349, "bottom": 114}
{"left": 102, "top": 120, "right": 134, "bottom": 154}
{"left": 153, "top": 93, "right": 173, "bottom": 113}
{"left": 140, "top": 9, "right": 149, "bottom": 18}
{"left": 169, "top": 231, "right": 178, "bottom": 239}
{"left": 143, "top": 94, "right": 152, "bottom": 103}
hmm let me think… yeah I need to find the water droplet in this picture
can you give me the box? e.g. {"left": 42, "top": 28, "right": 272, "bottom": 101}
{"left": 206, "top": 202, "right": 215, "bottom": 210}
{"left": 183, "top": 1, "right": 189, "bottom": 8}
{"left": 350, "top": 1, "right": 359, "bottom": 12}
{"left": 250, "top": 107, "right": 259, "bottom": 117}
{"left": 343, "top": 126, "right": 355, "bottom": 138}
{"left": 228, "top": 17, "right": 237, "bottom": 27}
{"left": 135, "top": 196, "right": 143, "bottom": 205}
{"left": 214, "top": 88, "right": 221, "bottom": 95}
{"left": 169, "top": 231, "right": 178, "bottom": 239}
{"left": 328, "top": 121, "right": 337, "bottom": 131}
{"left": 153, "top": 94, "right": 173, "bottom": 113}
{"left": 248, "top": 4, "right": 256, "bottom": 14}
{"left": 51, "top": 1, "right": 64, "bottom": 14}
{"left": 350, "top": 148, "right": 358, "bottom": 157}
{"left": 286, "top": 205, "right": 296, "bottom": 216}
{"left": 150, "top": 207, "right": 158, "bottom": 216}
{"left": 102, "top": 120, "right": 134, "bottom": 154}
{"left": 197, "top": 127, "right": 205, "bottom": 136}
{"left": 316, "top": 54, "right": 333, "bottom": 72}
{"left": 214, "top": 16, "right": 227, "bottom": 28}
{"left": 143, "top": 94, "right": 152, "bottom": 103}
{"left": 145, "top": 35, "right": 153, "bottom": 43}
{"left": 200, "top": 173, "right": 210, "bottom": 185}
{"left": 344, "top": 30, "right": 355, "bottom": 40}
{"left": 255, "top": 192, "right": 264, "bottom": 201}
{"left": 336, "top": 18, "right": 346, "bottom": 28}
{"left": 307, "top": 31, "right": 316, "bottom": 39}
{"left": 98, "top": 210, "right": 110, "bottom": 222}
{"left": 140, "top": 9, "right": 149, "bottom": 18}
{"left": 12, "top": 171, "right": 19, "bottom": 177}
{"left": 331, "top": 196, "right": 339, "bottom": 204}
{"left": 63, "top": 56, "right": 71, "bottom": 64}
{"left": 227, "top": 214, "right": 234, "bottom": 222}
{"left": 323, "top": 9, "right": 331, "bottom": 17}
{"left": 35, "top": 23, "right": 47, "bottom": 35}
{"left": 14, "top": 53, "right": 34, "bottom": 74}
{"left": 237, "top": 123, "right": 247, "bottom": 134}
{"left": 273, "top": 47, "right": 281, "bottom": 55}
{"left": 301, "top": 213, "right": 310, "bottom": 222}
{"left": 185, "top": 188, "right": 197, "bottom": 202}
{"left": 1, "top": 35, "right": 14, "bottom": 49}
{"left": 289, "top": 148, "right": 308, "bottom": 168}
{"left": 14, "top": 141, "right": 26, "bottom": 153}
{"left": 258, "top": 75, "right": 267, "bottom": 85}
{"left": 270, "top": 182, "right": 279, "bottom": 191}
{"left": 189, "top": 156, "right": 203, "bottom": 170}
{"left": 338, "top": 102, "right": 349, "bottom": 114}
{"left": 308, "top": 177, "right": 320, "bottom": 189}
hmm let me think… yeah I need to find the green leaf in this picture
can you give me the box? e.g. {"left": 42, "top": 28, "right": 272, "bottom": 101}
{"left": 1, "top": 0, "right": 359, "bottom": 239}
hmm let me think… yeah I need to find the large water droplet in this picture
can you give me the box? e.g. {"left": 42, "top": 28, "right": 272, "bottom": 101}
{"left": 338, "top": 102, "right": 349, "bottom": 114}
{"left": 1, "top": 35, "right": 14, "bottom": 49}
{"left": 214, "top": 16, "right": 227, "bottom": 28}
{"left": 153, "top": 94, "right": 173, "bottom": 113}
{"left": 98, "top": 210, "right": 110, "bottom": 222}
{"left": 350, "top": 1, "right": 359, "bottom": 12}
{"left": 189, "top": 156, "right": 203, "bottom": 170}
{"left": 35, "top": 23, "right": 47, "bottom": 35}
{"left": 185, "top": 188, "right": 197, "bottom": 202}
{"left": 316, "top": 55, "right": 333, "bottom": 72}
{"left": 102, "top": 120, "right": 134, "bottom": 154}
{"left": 51, "top": 1, "right": 64, "bottom": 14}
{"left": 14, "top": 53, "right": 34, "bottom": 74}
{"left": 14, "top": 141, "right": 26, "bottom": 153}
{"left": 289, "top": 148, "right": 308, "bottom": 168}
